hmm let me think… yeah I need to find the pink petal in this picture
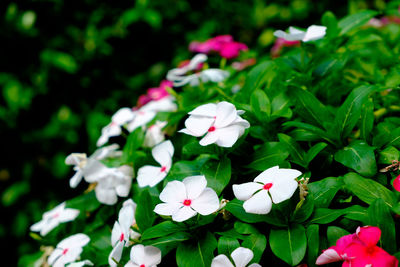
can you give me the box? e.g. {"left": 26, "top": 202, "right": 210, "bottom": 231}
{"left": 393, "top": 174, "right": 400, "bottom": 192}
{"left": 356, "top": 226, "right": 381, "bottom": 247}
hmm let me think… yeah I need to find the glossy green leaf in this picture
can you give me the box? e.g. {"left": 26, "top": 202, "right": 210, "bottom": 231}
{"left": 327, "top": 226, "right": 350, "bottom": 246}
{"left": 308, "top": 177, "right": 343, "bottom": 208}
{"left": 360, "top": 98, "right": 374, "bottom": 142}
{"left": 217, "top": 236, "right": 240, "bottom": 256}
{"left": 278, "top": 133, "right": 306, "bottom": 167}
{"left": 176, "top": 232, "right": 217, "bottom": 267}
{"left": 202, "top": 157, "right": 231, "bottom": 195}
{"left": 246, "top": 142, "right": 289, "bottom": 171}
{"left": 305, "top": 142, "right": 328, "bottom": 166}
{"left": 135, "top": 190, "right": 155, "bottom": 232}
{"left": 141, "top": 221, "right": 183, "bottom": 240}
{"left": 338, "top": 10, "right": 378, "bottom": 35}
{"left": 306, "top": 224, "right": 319, "bottom": 267}
{"left": 250, "top": 89, "right": 271, "bottom": 122}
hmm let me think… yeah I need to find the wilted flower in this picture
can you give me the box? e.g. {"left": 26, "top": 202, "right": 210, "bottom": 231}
{"left": 154, "top": 175, "right": 219, "bottom": 222}
{"left": 179, "top": 101, "right": 250, "bottom": 147}
{"left": 30, "top": 202, "right": 79, "bottom": 236}
{"left": 125, "top": 244, "right": 162, "bottom": 267}
{"left": 48, "top": 233, "right": 90, "bottom": 267}
{"left": 143, "top": 121, "right": 168, "bottom": 148}
{"left": 211, "top": 247, "right": 261, "bottom": 267}
{"left": 274, "top": 25, "right": 326, "bottom": 42}
{"left": 232, "top": 166, "right": 302, "bottom": 214}
{"left": 137, "top": 140, "right": 174, "bottom": 187}
{"left": 316, "top": 226, "right": 398, "bottom": 267}
{"left": 109, "top": 199, "right": 140, "bottom": 267}
{"left": 166, "top": 54, "right": 229, "bottom": 87}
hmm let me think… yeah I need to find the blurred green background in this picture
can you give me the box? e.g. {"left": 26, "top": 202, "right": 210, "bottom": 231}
{"left": 0, "top": 0, "right": 390, "bottom": 265}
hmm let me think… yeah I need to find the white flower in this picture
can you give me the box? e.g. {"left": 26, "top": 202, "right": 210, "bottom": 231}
{"left": 30, "top": 202, "right": 79, "bottom": 236}
{"left": 97, "top": 108, "right": 135, "bottom": 147}
{"left": 179, "top": 101, "right": 250, "bottom": 147}
{"left": 211, "top": 247, "right": 261, "bottom": 267}
{"left": 143, "top": 121, "right": 167, "bottom": 148}
{"left": 167, "top": 54, "right": 229, "bottom": 87}
{"left": 109, "top": 199, "right": 140, "bottom": 267}
{"left": 232, "top": 166, "right": 302, "bottom": 214}
{"left": 137, "top": 140, "right": 174, "bottom": 187}
{"left": 65, "top": 144, "right": 122, "bottom": 188}
{"left": 125, "top": 244, "right": 162, "bottom": 267}
{"left": 127, "top": 98, "right": 177, "bottom": 132}
{"left": 154, "top": 175, "right": 219, "bottom": 222}
{"left": 66, "top": 260, "right": 94, "bottom": 267}
{"left": 94, "top": 165, "right": 133, "bottom": 205}
{"left": 274, "top": 25, "right": 327, "bottom": 42}
{"left": 47, "top": 233, "right": 90, "bottom": 267}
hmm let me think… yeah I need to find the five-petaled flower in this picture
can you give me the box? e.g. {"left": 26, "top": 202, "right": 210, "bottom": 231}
{"left": 30, "top": 202, "right": 79, "bottom": 236}
{"left": 211, "top": 247, "right": 261, "bottom": 267}
{"left": 137, "top": 140, "right": 174, "bottom": 187}
{"left": 109, "top": 199, "right": 140, "bottom": 267}
{"left": 232, "top": 166, "right": 302, "bottom": 214}
{"left": 125, "top": 244, "right": 162, "bottom": 267}
{"left": 154, "top": 175, "right": 219, "bottom": 222}
{"left": 143, "top": 121, "right": 168, "bottom": 148}
{"left": 166, "top": 54, "right": 229, "bottom": 87}
{"left": 47, "top": 233, "right": 90, "bottom": 267}
{"left": 179, "top": 101, "right": 250, "bottom": 147}
{"left": 274, "top": 25, "right": 326, "bottom": 42}
{"left": 316, "top": 226, "right": 398, "bottom": 267}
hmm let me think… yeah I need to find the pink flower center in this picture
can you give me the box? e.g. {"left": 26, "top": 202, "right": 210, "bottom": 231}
{"left": 120, "top": 233, "right": 125, "bottom": 242}
{"left": 183, "top": 199, "right": 192, "bottom": 206}
{"left": 263, "top": 183, "right": 273, "bottom": 190}
{"left": 52, "top": 213, "right": 60, "bottom": 219}
{"left": 160, "top": 166, "right": 167, "bottom": 172}
{"left": 62, "top": 248, "right": 69, "bottom": 255}
{"left": 208, "top": 126, "right": 216, "bottom": 132}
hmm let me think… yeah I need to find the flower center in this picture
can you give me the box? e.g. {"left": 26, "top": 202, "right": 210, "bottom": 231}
{"left": 140, "top": 265, "right": 145, "bottom": 267}
{"left": 52, "top": 213, "right": 60, "bottom": 219}
{"left": 183, "top": 199, "right": 192, "bottom": 206}
{"left": 208, "top": 126, "right": 216, "bottom": 132}
{"left": 366, "top": 246, "right": 376, "bottom": 255}
{"left": 120, "top": 233, "right": 125, "bottom": 242}
{"left": 160, "top": 166, "right": 167, "bottom": 172}
{"left": 263, "top": 183, "right": 273, "bottom": 190}
{"left": 62, "top": 248, "right": 69, "bottom": 255}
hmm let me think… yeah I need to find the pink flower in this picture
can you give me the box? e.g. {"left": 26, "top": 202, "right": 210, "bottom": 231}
{"left": 393, "top": 174, "right": 400, "bottom": 192}
{"left": 232, "top": 58, "right": 256, "bottom": 71}
{"left": 189, "top": 35, "right": 247, "bottom": 59}
{"left": 271, "top": 38, "right": 300, "bottom": 58}
{"left": 137, "top": 80, "right": 173, "bottom": 107}
{"left": 316, "top": 226, "right": 398, "bottom": 267}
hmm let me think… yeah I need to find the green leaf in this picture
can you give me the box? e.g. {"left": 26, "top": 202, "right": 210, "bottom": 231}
{"left": 271, "top": 92, "right": 292, "bottom": 119}
{"left": 332, "top": 85, "right": 375, "bottom": 140}
{"left": 308, "top": 177, "right": 343, "bottom": 208}
{"left": 309, "top": 205, "right": 367, "bottom": 224}
{"left": 143, "top": 232, "right": 191, "bottom": 257}
{"left": 289, "top": 87, "right": 332, "bottom": 129}
{"left": 40, "top": 50, "right": 78, "bottom": 73}
{"left": 360, "top": 98, "right": 374, "bottom": 142}
{"left": 283, "top": 121, "right": 335, "bottom": 145}
{"left": 291, "top": 196, "right": 315, "bottom": 223}
{"left": 246, "top": 142, "right": 289, "bottom": 171}
{"left": 250, "top": 89, "right": 271, "bottom": 122}
{"left": 343, "top": 172, "right": 396, "bottom": 208}
{"left": 269, "top": 224, "right": 307, "bottom": 266}
{"left": 202, "top": 157, "right": 231, "bottom": 195}
{"left": 217, "top": 236, "right": 240, "bottom": 256}
{"left": 135, "top": 190, "right": 155, "bottom": 232}
{"left": 176, "top": 232, "right": 217, "bottom": 267}
{"left": 338, "top": 10, "right": 379, "bottom": 35}
{"left": 278, "top": 133, "right": 306, "bottom": 166}
{"left": 327, "top": 226, "right": 350, "bottom": 246}
{"left": 306, "top": 224, "right": 319, "bottom": 267}
{"left": 122, "top": 127, "right": 145, "bottom": 164}
{"left": 305, "top": 142, "right": 328, "bottom": 166}
{"left": 385, "top": 127, "right": 400, "bottom": 149}
{"left": 378, "top": 146, "right": 400, "bottom": 164}
{"left": 141, "top": 221, "right": 182, "bottom": 240}
{"left": 225, "top": 199, "right": 287, "bottom": 226}
{"left": 66, "top": 191, "right": 101, "bottom": 212}
{"left": 368, "top": 198, "right": 396, "bottom": 253}
{"left": 167, "top": 156, "right": 210, "bottom": 182}
{"left": 334, "top": 140, "right": 377, "bottom": 177}
{"left": 242, "top": 232, "right": 267, "bottom": 263}
{"left": 343, "top": 205, "right": 369, "bottom": 224}
{"left": 321, "top": 11, "right": 339, "bottom": 37}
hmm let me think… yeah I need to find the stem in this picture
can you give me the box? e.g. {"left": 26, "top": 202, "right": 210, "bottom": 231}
{"left": 220, "top": 57, "right": 227, "bottom": 69}
{"left": 214, "top": 86, "right": 233, "bottom": 101}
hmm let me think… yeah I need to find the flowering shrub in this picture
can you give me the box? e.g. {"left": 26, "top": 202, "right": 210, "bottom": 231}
{"left": 28, "top": 8, "right": 400, "bottom": 267}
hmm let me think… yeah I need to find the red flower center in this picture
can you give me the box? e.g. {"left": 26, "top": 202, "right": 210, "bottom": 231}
{"left": 62, "top": 248, "right": 69, "bottom": 255}
{"left": 263, "top": 183, "right": 273, "bottom": 190}
{"left": 140, "top": 265, "right": 145, "bottom": 267}
{"left": 183, "top": 199, "right": 192, "bottom": 206}
{"left": 160, "top": 166, "right": 167, "bottom": 172}
{"left": 366, "top": 246, "right": 377, "bottom": 255}
{"left": 208, "top": 126, "right": 216, "bottom": 132}
{"left": 120, "top": 233, "right": 125, "bottom": 242}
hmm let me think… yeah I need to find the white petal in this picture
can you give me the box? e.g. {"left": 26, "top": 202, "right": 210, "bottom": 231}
{"left": 95, "top": 185, "right": 118, "bottom": 205}
{"left": 185, "top": 116, "right": 214, "bottom": 136}
{"left": 199, "top": 132, "right": 219, "bottom": 146}
{"left": 159, "top": 180, "right": 187, "bottom": 203}
{"left": 152, "top": 140, "right": 174, "bottom": 166}
{"left": 303, "top": 25, "right": 327, "bottom": 42}
{"left": 40, "top": 219, "right": 59, "bottom": 236}
{"left": 148, "top": 171, "right": 168, "bottom": 187}
{"left": 172, "top": 206, "right": 197, "bottom": 222}
{"left": 141, "top": 98, "right": 177, "bottom": 113}
{"left": 66, "top": 260, "right": 94, "bottom": 267}
{"left": 316, "top": 248, "right": 341, "bottom": 265}
{"left": 248, "top": 264, "right": 262, "bottom": 267}
{"left": 183, "top": 175, "right": 207, "bottom": 199}
{"left": 191, "top": 188, "right": 219, "bottom": 215}
{"left": 61, "top": 247, "right": 83, "bottom": 266}
{"left": 273, "top": 28, "right": 305, "bottom": 41}
{"left": 211, "top": 255, "right": 234, "bottom": 267}
{"left": 30, "top": 220, "right": 46, "bottom": 232}
{"left": 231, "top": 247, "right": 254, "bottom": 267}
{"left": 124, "top": 261, "right": 137, "bottom": 267}
{"left": 48, "top": 249, "right": 63, "bottom": 266}
{"left": 111, "top": 221, "right": 122, "bottom": 247}
{"left": 253, "top": 166, "right": 280, "bottom": 184}
{"left": 141, "top": 245, "right": 162, "bottom": 266}
{"left": 289, "top": 26, "right": 305, "bottom": 35}
{"left": 215, "top": 102, "right": 238, "bottom": 128}
{"left": 154, "top": 202, "right": 182, "bottom": 216}
{"left": 188, "top": 54, "right": 208, "bottom": 70}
{"left": 58, "top": 233, "right": 90, "bottom": 249}
{"left": 69, "top": 171, "right": 83, "bottom": 188}
{"left": 115, "top": 176, "right": 132, "bottom": 198}
{"left": 178, "top": 127, "right": 199, "bottom": 136}
{"left": 82, "top": 159, "right": 110, "bottom": 183}
{"left": 137, "top": 166, "right": 165, "bottom": 188}
{"left": 200, "top": 69, "right": 230, "bottom": 83}
{"left": 58, "top": 208, "right": 80, "bottom": 223}
{"left": 65, "top": 153, "right": 86, "bottom": 166}
{"left": 109, "top": 241, "right": 124, "bottom": 267}
{"left": 112, "top": 108, "right": 135, "bottom": 124}
{"left": 243, "top": 190, "right": 272, "bottom": 215}
{"left": 269, "top": 178, "right": 298, "bottom": 204}
{"left": 118, "top": 204, "right": 135, "bottom": 236}
{"left": 213, "top": 126, "right": 241, "bottom": 148}
{"left": 189, "top": 103, "right": 217, "bottom": 116}
{"left": 127, "top": 111, "right": 156, "bottom": 132}
{"left": 233, "top": 182, "right": 263, "bottom": 201}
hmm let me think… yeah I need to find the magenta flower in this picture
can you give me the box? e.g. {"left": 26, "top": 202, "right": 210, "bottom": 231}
{"left": 189, "top": 35, "right": 247, "bottom": 59}
{"left": 393, "top": 174, "right": 400, "bottom": 192}
{"left": 316, "top": 226, "right": 398, "bottom": 267}
{"left": 137, "top": 80, "right": 173, "bottom": 107}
